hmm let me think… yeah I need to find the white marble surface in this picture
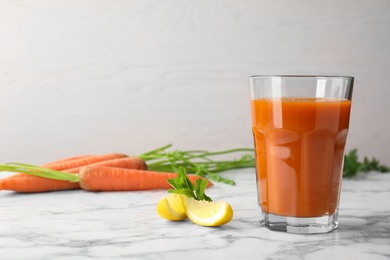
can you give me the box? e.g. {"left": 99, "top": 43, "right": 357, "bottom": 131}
{"left": 0, "top": 169, "right": 389, "bottom": 260}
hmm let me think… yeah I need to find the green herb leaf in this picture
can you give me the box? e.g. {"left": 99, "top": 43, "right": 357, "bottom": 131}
{"left": 167, "top": 178, "right": 180, "bottom": 190}
{"left": 167, "top": 166, "right": 212, "bottom": 202}
{"left": 343, "top": 149, "right": 390, "bottom": 178}
{"left": 194, "top": 177, "right": 212, "bottom": 201}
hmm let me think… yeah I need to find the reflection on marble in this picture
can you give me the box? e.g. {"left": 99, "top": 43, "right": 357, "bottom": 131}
{"left": 0, "top": 170, "right": 389, "bottom": 259}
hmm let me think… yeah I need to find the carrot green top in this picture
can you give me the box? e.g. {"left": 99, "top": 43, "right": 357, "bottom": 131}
{"left": 139, "top": 144, "right": 256, "bottom": 185}
{"left": 0, "top": 163, "right": 80, "bottom": 182}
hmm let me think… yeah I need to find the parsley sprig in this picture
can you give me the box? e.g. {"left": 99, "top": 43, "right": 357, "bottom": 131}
{"left": 343, "top": 149, "right": 390, "bottom": 178}
{"left": 167, "top": 167, "right": 212, "bottom": 202}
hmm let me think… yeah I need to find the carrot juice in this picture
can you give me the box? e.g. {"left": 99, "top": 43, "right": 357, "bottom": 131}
{"left": 251, "top": 98, "right": 351, "bottom": 218}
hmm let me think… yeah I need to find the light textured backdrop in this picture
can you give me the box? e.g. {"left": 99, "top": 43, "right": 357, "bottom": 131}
{"left": 0, "top": 0, "right": 389, "bottom": 164}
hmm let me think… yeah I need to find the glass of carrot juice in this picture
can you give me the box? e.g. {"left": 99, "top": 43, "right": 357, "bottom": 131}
{"left": 249, "top": 75, "right": 354, "bottom": 234}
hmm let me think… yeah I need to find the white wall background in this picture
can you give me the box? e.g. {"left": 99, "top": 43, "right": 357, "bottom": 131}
{"left": 0, "top": 0, "right": 389, "bottom": 165}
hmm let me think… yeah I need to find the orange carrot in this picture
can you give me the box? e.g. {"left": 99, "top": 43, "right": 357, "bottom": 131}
{"left": 0, "top": 156, "right": 147, "bottom": 193}
{"left": 64, "top": 157, "right": 147, "bottom": 173}
{"left": 0, "top": 174, "right": 80, "bottom": 193}
{"left": 42, "top": 153, "right": 128, "bottom": 171}
{"left": 0, "top": 163, "right": 213, "bottom": 193}
{"left": 78, "top": 166, "right": 213, "bottom": 191}
{"left": 41, "top": 155, "right": 92, "bottom": 167}
{"left": 10, "top": 155, "right": 94, "bottom": 177}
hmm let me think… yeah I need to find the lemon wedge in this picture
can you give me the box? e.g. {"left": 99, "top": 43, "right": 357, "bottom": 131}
{"left": 157, "top": 194, "right": 187, "bottom": 221}
{"left": 181, "top": 195, "right": 233, "bottom": 227}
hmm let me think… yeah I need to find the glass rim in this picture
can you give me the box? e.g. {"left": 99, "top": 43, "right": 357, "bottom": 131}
{"left": 249, "top": 75, "right": 354, "bottom": 80}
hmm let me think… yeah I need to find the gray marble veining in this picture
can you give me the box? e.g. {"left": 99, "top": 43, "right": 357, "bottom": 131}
{"left": 0, "top": 170, "right": 389, "bottom": 259}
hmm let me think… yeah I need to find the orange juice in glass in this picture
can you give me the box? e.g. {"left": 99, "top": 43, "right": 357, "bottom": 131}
{"left": 249, "top": 75, "right": 354, "bottom": 234}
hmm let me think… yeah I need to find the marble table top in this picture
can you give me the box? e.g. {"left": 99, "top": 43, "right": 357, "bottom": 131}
{"left": 0, "top": 169, "right": 389, "bottom": 260}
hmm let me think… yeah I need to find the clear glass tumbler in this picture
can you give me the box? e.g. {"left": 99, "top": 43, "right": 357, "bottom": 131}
{"left": 249, "top": 75, "right": 354, "bottom": 234}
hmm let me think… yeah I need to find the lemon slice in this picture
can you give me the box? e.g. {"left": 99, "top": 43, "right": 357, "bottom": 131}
{"left": 181, "top": 195, "right": 233, "bottom": 226}
{"left": 157, "top": 194, "right": 187, "bottom": 221}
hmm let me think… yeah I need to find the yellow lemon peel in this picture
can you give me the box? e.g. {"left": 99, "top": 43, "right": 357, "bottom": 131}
{"left": 181, "top": 195, "right": 233, "bottom": 227}
{"left": 157, "top": 194, "right": 186, "bottom": 221}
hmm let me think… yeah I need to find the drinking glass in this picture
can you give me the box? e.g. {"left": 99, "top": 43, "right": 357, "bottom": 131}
{"left": 249, "top": 75, "right": 354, "bottom": 234}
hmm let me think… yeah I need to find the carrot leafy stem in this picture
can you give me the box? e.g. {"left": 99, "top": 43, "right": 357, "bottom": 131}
{"left": 167, "top": 167, "right": 212, "bottom": 202}
{"left": 0, "top": 163, "right": 79, "bottom": 182}
{"left": 140, "top": 144, "right": 255, "bottom": 185}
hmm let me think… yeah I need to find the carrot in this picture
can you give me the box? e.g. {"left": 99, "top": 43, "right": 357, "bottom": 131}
{"left": 0, "top": 156, "right": 146, "bottom": 193}
{"left": 0, "top": 164, "right": 213, "bottom": 192}
{"left": 64, "top": 157, "right": 147, "bottom": 173}
{"left": 41, "top": 155, "right": 92, "bottom": 167}
{"left": 78, "top": 166, "right": 213, "bottom": 191}
{"left": 0, "top": 174, "right": 80, "bottom": 193}
{"left": 42, "top": 153, "right": 128, "bottom": 171}
{"left": 10, "top": 154, "right": 95, "bottom": 177}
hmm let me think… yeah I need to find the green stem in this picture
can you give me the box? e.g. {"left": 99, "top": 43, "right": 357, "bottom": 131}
{"left": 139, "top": 144, "right": 173, "bottom": 161}
{"left": 138, "top": 144, "right": 256, "bottom": 185}
{"left": 0, "top": 163, "right": 80, "bottom": 182}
